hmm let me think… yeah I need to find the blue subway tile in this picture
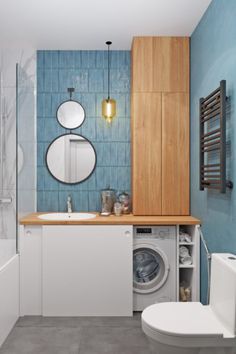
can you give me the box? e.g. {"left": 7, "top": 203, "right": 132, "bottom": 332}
{"left": 37, "top": 51, "right": 44, "bottom": 69}
{"left": 37, "top": 143, "right": 45, "bottom": 166}
{"left": 44, "top": 94, "right": 52, "bottom": 117}
{"left": 86, "top": 171, "right": 96, "bottom": 190}
{"left": 89, "top": 69, "right": 104, "bottom": 92}
{"left": 44, "top": 119, "right": 61, "bottom": 142}
{"left": 95, "top": 117, "right": 104, "bottom": 141}
{"left": 80, "top": 94, "right": 96, "bottom": 117}
{"left": 58, "top": 182, "right": 82, "bottom": 192}
{"left": 116, "top": 143, "right": 126, "bottom": 166}
{"left": 125, "top": 143, "right": 131, "bottom": 166}
{"left": 109, "top": 166, "right": 119, "bottom": 190}
{"left": 74, "top": 69, "right": 89, "bottom": 92}
{"left": 44, "top": 69, "right": 59, "bottom": 92}
{"left": 116, "top": 166, "right": 130, "bottom": 191}
{"left": 115, "top": 94, "right": 126, "bottom": 117}
{"left": 125, "top": 94, "right": 131, "bottom": 117}
{"left": 110, "top": 51, "right": 119, "bottom": 69}
{"left": 44, "top": 169, "right": 59, "bottom": 190}
{"left": 58, "top": 69, "right": 75, "bottom": 92}
{"left": 37, "top": 50, "right": 130, "bottom": 212}
{"left": 81, "top": 51, "right": 96, "bottom": 68}
{"left": 95, "top": 167, "right": 111, "bottom": 190}
{"left": 96, "top": 142, "right": 112, "bottom": 166}
{"left": 95, "top": 94, "right": 105, "bottom": 117}
{"left": 37, "top": 118, "right": 45, "bottom": 142}
{"left": 109, "top": 143, "right": 118, "bottom": 166}
{"left": 110, "top": 69, "right": 130, "bottom": 93}
{"left": 81, "top": 118, "right": 96, "bottom": 141}
{"left": 88, "top": 191, "right": 100, "bottom": 211}
{"left": 74, "top": 191, "right": 89, "bottom": 211}
{"left": 37, "top": 167, "right": 45, "bottom": 190}
{"left": 37, "top": 69, "right": 44, "bottom": 93}
{"left": 59, "top": 51, "right": 75, "bottom": 68}
{"left": 44, "top": 51, "right": 59, "bottom": 69}
{"left": 96, "top": 51, "right": 106, "bottom": 68}
{"left": 37, "top": 191, "right": 59, "bottom": 211}
{"left": 37, "top": 93, "right": 44, "bottom": 117}
{"left": 118, "top": 118, "right": 130, "bottom": 142}
{"left": 51, "top": 93, "right": 62, "bottom": 117}
{"left": 74, "top": 52, "right": 82, "bottom": 68}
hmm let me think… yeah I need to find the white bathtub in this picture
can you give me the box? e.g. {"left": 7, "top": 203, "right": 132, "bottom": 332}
{"left": 0, "top": 254, "right": 19, "bottom": 347}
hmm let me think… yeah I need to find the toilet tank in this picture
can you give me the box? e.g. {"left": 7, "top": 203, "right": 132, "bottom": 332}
{"left": 210, "top": 253, "right": 236, "bottom": 335}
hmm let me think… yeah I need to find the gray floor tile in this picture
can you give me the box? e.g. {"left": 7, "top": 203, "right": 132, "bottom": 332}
{"left": 0, "top": 327, "right": 81, "bottom": 354}
{"left": 1, "top": 314, "right": 150, "bottom": 354}
{"left": 78, "top": 326, "right": 152, "bottom": 354}
{"left": 16, "top": 313, "right": 141, "bottom": 329}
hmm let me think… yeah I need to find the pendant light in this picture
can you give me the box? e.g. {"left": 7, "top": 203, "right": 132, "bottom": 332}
{"left": 102, "top": 41, "right": 116, "bottom": 123}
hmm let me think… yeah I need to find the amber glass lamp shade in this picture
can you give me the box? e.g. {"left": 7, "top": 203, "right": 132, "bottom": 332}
{"left": 102, "top": 98, "right": 116, "bottom": 123}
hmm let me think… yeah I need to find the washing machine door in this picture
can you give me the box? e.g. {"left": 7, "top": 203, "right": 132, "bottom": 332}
{"left": 133, "top": 244, "right": 169, "bottom": 294}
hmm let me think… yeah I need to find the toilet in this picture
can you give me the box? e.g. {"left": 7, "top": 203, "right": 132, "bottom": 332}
{"left": 142, "top": 253, "right": 236, "bottom": 354}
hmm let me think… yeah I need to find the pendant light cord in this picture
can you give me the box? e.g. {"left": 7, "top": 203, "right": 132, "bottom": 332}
{"left": 106, "top": 41, "right": 112, "bottom": 100}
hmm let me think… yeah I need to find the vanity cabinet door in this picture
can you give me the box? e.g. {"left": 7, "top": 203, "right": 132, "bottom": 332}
{"left": 42, "top": 225, "right": 133, "bottom": 316}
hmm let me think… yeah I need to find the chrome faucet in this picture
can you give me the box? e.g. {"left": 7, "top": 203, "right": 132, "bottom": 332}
{"left": 67, "top": 195, "right": 73, "bottom": 213}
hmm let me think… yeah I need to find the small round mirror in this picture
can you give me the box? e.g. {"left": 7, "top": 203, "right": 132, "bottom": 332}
{"left": 57, "top": 100, "right": 85, "bottom": 129}
{"left": 46, "top": 134, "right": 96, "bottom": 184}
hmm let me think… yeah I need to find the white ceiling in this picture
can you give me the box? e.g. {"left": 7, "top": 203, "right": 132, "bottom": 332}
{"left": 0, "top": 0, "right": 211, "bottom": 50}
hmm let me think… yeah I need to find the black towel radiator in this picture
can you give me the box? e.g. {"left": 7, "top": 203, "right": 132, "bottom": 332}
{"left": 199, "top": 80, "right": 233, "bottom": 193}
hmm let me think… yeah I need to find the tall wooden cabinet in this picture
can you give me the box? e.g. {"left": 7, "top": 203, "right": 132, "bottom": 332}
{"left": 131, "top": 37, "right": 189, "bottom": 216}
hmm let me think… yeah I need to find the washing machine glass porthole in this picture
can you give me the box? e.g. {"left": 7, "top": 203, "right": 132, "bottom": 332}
{"left": 133, "top": 247, "right": 169, "bottom": 294}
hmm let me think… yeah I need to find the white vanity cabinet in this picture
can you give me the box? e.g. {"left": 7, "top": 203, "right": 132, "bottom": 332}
{"left": 20, "top": 225, "right": 133, "bottom": 316}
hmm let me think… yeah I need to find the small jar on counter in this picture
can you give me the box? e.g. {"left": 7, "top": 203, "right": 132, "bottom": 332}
{"left": 118, "top": 192, "right": 130, "bottom": 214}
{"left": 114, "top": 202, "right": 123, "bottom": 216}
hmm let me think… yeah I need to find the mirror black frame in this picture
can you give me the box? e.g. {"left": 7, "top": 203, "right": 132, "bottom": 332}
{"left": 45, "top": 133, "right": 97, "bottom": 185}
{"left": 56, "top": 99, "right": 86, "bottom": 130}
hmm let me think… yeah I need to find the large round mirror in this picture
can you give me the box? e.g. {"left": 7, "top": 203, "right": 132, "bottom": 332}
{"left": 57, "top": 100, "right": 85, "bottom": 129}
{"left": 46, "top": 134, "right": 96, "bottom": 184}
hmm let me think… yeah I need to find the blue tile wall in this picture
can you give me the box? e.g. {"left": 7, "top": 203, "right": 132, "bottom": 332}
{"left": 37, "top": 50, "right": 130, "bottom": 212}
{"left": 191, "top": 0, "right": 236, "bottom": 303}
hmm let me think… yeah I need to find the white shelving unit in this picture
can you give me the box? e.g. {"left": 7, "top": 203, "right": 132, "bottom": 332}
{"left": 177, "top": 225, "right": 200, "bottom": 302}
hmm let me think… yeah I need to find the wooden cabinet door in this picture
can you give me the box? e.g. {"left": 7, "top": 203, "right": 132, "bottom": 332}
{"left": 153, "top": 37, "right": 189, "bottom": 92}
{"left": 132, "top": 93, "right": 162, "bottom": 215}
{"left": 162, "top": 93, "right": 189, "bottom": 215}
{"left": 132, "top": 37, "right": 153, "bottom": 92}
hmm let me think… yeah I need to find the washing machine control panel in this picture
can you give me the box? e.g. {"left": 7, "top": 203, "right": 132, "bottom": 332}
{"left": 134, "top": 226, "right": 175, "bottom": 239}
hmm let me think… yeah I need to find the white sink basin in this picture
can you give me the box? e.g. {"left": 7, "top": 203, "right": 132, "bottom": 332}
{"left": 38, "top": 212, "right": 96, "bottom": 221}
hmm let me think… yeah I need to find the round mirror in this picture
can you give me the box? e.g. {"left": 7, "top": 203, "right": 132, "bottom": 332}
{"left": 46, "top": 134, "right": 96, "bottom": 184}
{"left": 57, "top": 100, "right": 85, "bottom": 129}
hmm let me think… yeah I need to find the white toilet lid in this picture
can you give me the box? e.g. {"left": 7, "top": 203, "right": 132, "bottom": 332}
{"left": 142, "top": 302, "right": 232, "bottom": 338}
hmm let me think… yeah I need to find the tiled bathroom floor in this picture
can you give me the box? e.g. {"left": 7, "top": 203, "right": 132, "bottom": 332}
{"left": 0, "top": 313, "right": 153, "bottom": 354}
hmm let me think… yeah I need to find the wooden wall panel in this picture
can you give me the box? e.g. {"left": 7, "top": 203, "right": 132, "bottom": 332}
{"left": 132, "top": 93, "right": 162, "bottom": 215}
{"left": 153, "top": 37, "right": 189, "bottom": 92}
{"left": 162, "top": 93, "right": 189, "bottom": 215}
{"left": 132, "top": 37, "right": 153, "bottom": 92}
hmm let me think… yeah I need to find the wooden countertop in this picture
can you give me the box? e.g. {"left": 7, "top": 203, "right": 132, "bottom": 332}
{"left": 20, "top": 212, "right": 200, "bottom": 225}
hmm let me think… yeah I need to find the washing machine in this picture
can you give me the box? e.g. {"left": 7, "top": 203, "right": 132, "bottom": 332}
{"left": 133, "top": 226, "right": 177, "bottom": 311}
